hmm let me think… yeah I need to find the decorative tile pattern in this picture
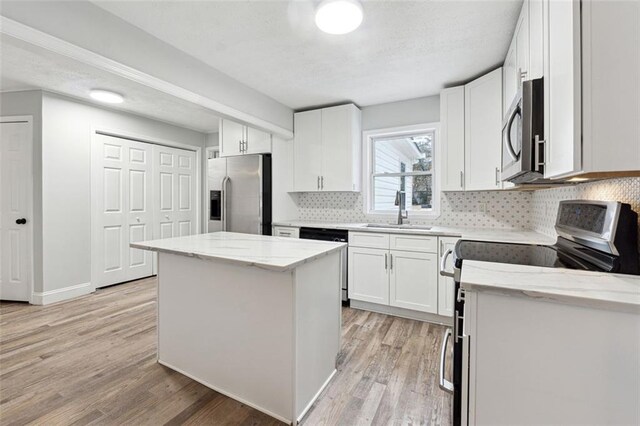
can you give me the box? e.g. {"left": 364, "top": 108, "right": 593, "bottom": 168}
{"left": 530, "top": 177, "right": 640, "bottom": 238}
{"left": 296, "top": 191, "right": 533, "bottom": 230}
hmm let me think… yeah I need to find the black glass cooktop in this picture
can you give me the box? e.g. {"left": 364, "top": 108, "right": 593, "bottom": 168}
{"left": 454, "top": 239, "right": 619, "bottom": 272}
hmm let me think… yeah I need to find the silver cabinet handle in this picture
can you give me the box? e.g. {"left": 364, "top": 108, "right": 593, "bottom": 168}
{"left": 321, "top": 176, "right": 324, "bottom": 190}
{"left": 440, "top": 240, "right": 444, "bottom": 255}
{"left": 243, "top": 140, "right": 248, "bottom": 153}
{"left": 389, "top": 253, "right": 393, "bottom": 270}
{"left": 384, "top": 253, "right": 388, "bottom": 270}
{"left": 495, "top": 167, "right": 500, "bottom": 186}
{"left": 440, "top": 249, "right": 454, "bottom": 278}
{"left": 439, "top": 328, "right": 454, "bottom": 394}
{"left": 238, "top": 140, "right": 242, "bottom": 153}
{"left": 317, "top": 176, "right": 320, "bottom": 190}
{"left": 460, "top": 171, "right": 464, "bottom": 189}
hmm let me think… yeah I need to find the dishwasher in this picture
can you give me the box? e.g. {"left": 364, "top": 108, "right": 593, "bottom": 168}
{"left": 299, "top": 227, "right": 349, "bottom": 305}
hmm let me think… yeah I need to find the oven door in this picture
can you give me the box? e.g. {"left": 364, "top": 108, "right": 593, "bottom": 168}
{"left": 501, "top": 94, "right": 523, "bottom": 182}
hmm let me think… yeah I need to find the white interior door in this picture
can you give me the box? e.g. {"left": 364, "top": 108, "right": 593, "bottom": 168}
{"left": 92, "top": 133, "right": 154, "bottom": 288}
{"left": 153, "top": 145, "right": 198, "bottom": 239}
{"left": 0, "top": 119, "right": 33, "bottom": 301}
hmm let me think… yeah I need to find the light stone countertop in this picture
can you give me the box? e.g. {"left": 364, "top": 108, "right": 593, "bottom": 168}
{"left": 461, "top": 260, "right": 640, "bottom": 313}
{"left": 131, "top": 232, "right": 346, "bottom": 272}
{"left": 272, "top": 220, "right": 556, "bottom": 245}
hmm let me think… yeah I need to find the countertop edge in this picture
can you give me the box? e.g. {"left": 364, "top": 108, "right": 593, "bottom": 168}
{"left": 130, "top": 242, "right": 347, "bottom": 272}
{"left": 460, "top": 281, "right": 640, "bottom": 315}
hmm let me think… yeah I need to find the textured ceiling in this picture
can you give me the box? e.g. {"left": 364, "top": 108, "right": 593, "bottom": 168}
{"left": 93, "top": 0, "right": 522, "bottom": 109}
{"left": 0, "top": 35, "right": 221, "bottom": 133}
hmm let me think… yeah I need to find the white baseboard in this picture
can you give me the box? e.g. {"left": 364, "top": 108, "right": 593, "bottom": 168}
{"left": 31, "top": 281, "right": 93, "bottom": 305}
{"left": 350, "top": 300, "right": 454, "bottom": 326}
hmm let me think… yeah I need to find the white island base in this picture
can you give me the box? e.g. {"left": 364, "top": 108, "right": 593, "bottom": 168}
{"left": 156, "top": 250, "right": 341, "bottom": 424}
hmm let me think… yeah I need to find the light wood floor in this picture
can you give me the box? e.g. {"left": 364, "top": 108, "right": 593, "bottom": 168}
{"left": 0, "top": 277, "right": 451, "bottom": 425}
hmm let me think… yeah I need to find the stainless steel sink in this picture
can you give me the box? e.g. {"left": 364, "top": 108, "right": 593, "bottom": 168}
{"left": 364, "top": 223, "right": 432, "bottom": 230}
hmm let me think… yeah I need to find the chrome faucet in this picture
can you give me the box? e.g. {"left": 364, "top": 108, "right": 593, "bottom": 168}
{"left": 394, "top": 190, "right": 408, "bottom": 225}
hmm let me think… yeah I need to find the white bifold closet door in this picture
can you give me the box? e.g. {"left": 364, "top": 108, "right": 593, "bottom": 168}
{"left": 153, "top": 145, "right": 197, "bottom": 239}
{"left": 92, "top": 134, "right": 197, "bottom": 289}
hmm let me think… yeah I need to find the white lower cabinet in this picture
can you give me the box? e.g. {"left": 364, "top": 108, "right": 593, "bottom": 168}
{"left": 348, "top": 247, "right": 389, "bottom": 305}
{"left": 389, "top": 250, "right": 438, "bottom": 314}
{"left": 464, "top": 289, "right": 640, "bottom": 424}
{"left": 348, "top": 232, "right": 444, "bottom": 315}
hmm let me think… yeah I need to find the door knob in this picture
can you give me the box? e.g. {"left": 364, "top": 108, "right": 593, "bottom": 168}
{"left": 16, "top": 218, "right": 27, "bottom": 225}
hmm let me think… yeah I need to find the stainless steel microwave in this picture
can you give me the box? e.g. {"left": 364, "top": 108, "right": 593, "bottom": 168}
{"left": 501, "top": 78, "right": 545, "bottom": 184}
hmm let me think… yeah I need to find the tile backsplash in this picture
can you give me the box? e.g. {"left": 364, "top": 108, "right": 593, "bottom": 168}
{"left": 530, "top": 177, "right": 640, "bottom": 237}
{"left": 293, "top": 177, "right": 640, "bottom": 237}
{"left": 295, "top": 191, "right": 533, "bottom": 229}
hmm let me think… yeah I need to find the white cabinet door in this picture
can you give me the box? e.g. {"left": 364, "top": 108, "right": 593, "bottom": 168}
{"left": 528, "top": 0, "right": 544, "bottom": 79}
{"left": 515, "top": 3, "right": 530, "bottom": 83}
{"left": 440, "top": 86, "right": 466, "bottom": 191}
{"left": 245, "top": 126, "right": 272, "bottom": 155}
{"left": 437, "top": 237, "right": 459, "bottom": 317}
{"left": 294, "top": 110, "right": 323, "bottom": 192}
{"left": 503, "top": 39, "right": 518, "bottom": 114}
{"left": 153, "top": 145, "right": 198, "bottom": 240}
{"left": 220, "top": 119, "right": 245, "bottom": 158}
{"left": 389, "top": 250, "right": 438, "bottom": 314}
{"left": 0, "top": 121, "right": 32, "bottom": 301}
{"left": 543, "top": 0, "right": 581, "bottom": 178}
{"left": 348, "top": 247, "right": 389, "bottom": 305}
{"left": 465, "top": 68, "right": 503, "bottom": 191}
{"left": 92, "top": 134, "right": 154, "bottom": 288}
{"left": 321, "top": 104, "right": 361, "bottom": 192}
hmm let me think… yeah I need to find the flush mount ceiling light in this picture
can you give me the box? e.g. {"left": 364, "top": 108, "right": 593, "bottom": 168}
{"left": 90, "top": 89, "right": 124, "bottom": 104}
{"left": 315, "top": 0, "right": 363, "bottom": 35}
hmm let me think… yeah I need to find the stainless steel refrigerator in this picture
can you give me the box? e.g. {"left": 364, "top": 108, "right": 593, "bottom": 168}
{"left": 207, "top": 154, "right": 272, "bottom": 235}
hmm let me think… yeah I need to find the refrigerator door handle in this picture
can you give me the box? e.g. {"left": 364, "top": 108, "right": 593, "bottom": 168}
{"left": 221, "top": 176, "right": 230, "bottom": 231}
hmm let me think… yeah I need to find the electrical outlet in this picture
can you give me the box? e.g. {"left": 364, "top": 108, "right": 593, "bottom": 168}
{"left": 478, "top": 203, "right": 487, "bottom": 213}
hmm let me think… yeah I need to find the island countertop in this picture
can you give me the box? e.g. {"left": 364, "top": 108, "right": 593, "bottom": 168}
{"left": 131, "top": 231, "right": 346, "bottom": 272}
{"left": 461, "top": 260, "right": 640, "bottom": 313}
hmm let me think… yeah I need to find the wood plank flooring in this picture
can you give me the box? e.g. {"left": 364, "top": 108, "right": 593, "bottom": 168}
{"left": 0, "top": 277, "right": 451, "bottom": 425}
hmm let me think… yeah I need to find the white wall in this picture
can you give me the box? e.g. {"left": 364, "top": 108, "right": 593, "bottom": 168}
{"left": 361, "top": 95, "right": 440, "bottom": 130}
{"left": 0, "top": 90, "right": 44, "bottom": 292}
{"left": 40, "top": 92, "right": 206, "bottom": 296}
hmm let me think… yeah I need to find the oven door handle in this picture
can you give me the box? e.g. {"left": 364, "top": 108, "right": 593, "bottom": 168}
{"left": 440, "top": 249, "right": 454, "bottom": 278}
{"left": 504, "top": 104, "right": 521, "bottom": 162}
{"left": 439, "top": 328, "right": 454, "bottom": 394}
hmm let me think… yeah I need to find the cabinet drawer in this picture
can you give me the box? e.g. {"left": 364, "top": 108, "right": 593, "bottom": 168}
{"left": 273, "top": 226, "right": 299, "bottom": 238}
{"left": 389, "top": 234, "right": 437, "bottom": 253}
{"left": 349, "top": 232, "right": 390, "bottom": 249}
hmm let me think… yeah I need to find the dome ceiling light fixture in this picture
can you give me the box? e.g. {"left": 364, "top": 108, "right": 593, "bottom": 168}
{"left": 90, "top": 89, "right": 124, "bottom": 104}
{"left": 315, "top": 0, "right": 363, "bottom": 35}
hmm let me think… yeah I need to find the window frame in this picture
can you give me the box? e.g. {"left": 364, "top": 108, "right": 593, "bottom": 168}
{"left": 362, "top": 123, "right": 441, "bottom": 218}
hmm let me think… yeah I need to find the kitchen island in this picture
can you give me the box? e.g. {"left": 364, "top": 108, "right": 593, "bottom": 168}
{"left": 131, "top": 232, "right": 346, "bottom": 424}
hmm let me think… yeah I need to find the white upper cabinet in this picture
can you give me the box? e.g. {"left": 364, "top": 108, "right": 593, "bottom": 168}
{"left": 245, "top": 127, "right": 272, "bottom": 155}
{"left": 293, "top": 110, "right": 323, "bottom": 192}
{"left": 464, "top": 68, "right": 503, "bottom": 191}
{"left": 440, "top": 87, "right": 466, "bottom": 191}
{"left": 503, "top": 41, "right": 518, "bottom": 113}
{"left": 542, "top": 0, "right": 639, "bottom": 178}
{"left": 528, "top": 0, "right": 544, "bottom": 79}
{"left": 293, "top": 104, "right": 361, "bottom": 192}
{"left": 515, "top": 5, "right": 530, "bottom": 83}
{"left": 543, "top": 0, "right": 582, "bottom": 179}
{"left": 219, "top": 119, "right": 272, "bottom": 158}
{"left": 219, "top": 119, "right": 244, "bottom": 157}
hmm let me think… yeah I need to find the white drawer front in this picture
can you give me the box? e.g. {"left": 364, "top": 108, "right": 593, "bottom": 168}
{"left": 273, "top": 226, "right": 299, "bottom": 238}
{"left": 349, "top": 232, "right": 390, "bottom": 249}
{"left": 389, "top": 234, "right": 437, "bottom": 253}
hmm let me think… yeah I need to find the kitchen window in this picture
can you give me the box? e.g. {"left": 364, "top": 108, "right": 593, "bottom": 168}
{"left": 363, "top": 124, "right": 440, "bottom": 217}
